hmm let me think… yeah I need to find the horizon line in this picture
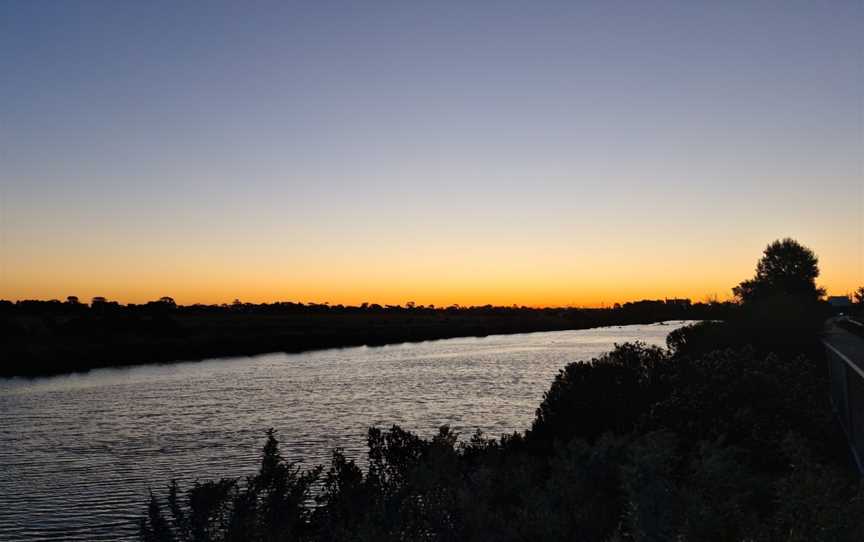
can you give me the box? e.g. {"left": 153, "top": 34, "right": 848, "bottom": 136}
{"left": 4, "top": 294, "right": 736, "bottom": 310}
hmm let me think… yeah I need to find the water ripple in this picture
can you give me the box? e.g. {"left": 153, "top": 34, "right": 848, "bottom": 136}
{"left": 0, "top": 322, "right": 690, "bottom": 540}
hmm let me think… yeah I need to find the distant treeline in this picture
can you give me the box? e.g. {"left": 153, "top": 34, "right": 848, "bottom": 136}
{"left": 1, "top": 296, "right": 731, "bottom": 377}
{"left": 3, "top": 295, "right": 718, "bottom": 314}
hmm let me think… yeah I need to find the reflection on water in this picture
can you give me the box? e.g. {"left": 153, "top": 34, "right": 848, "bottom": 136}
{"left": 0, "top": 321, "right": 692, "bottom": 540}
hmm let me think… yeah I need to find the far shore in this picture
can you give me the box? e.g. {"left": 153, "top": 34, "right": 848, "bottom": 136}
{"left": 1, "top": 300, "right": 728, "bottom": 378}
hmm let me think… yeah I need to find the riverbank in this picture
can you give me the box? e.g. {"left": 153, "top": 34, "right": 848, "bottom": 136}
{"left": 0, "top": 300, "right": 729, "bottom": 377}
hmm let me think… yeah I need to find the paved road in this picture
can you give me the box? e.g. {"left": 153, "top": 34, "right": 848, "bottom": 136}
{"left": 824, "top": 319, "right": 864, "bottom": 379}
{"left": 823, "top": 318, "right": 864, "bottom": 473}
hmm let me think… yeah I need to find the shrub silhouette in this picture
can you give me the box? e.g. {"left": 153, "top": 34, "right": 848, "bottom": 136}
{"left": 528, "top": 342, "right": 672, "bottom": 448}
{"left": 141, "top": 429, "right": 321, "bottom": 542}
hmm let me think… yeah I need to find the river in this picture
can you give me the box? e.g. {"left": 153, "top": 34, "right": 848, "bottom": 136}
{"left": 0, "top": 321, "right": 692, "bottom": 540}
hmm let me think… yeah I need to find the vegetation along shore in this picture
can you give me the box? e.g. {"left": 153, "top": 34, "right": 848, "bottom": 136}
{"left": 2, "top": 297, "right": 729, "bottom": 378}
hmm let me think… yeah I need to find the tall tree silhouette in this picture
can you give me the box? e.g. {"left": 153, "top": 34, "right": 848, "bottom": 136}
{"left": 732, "top": 238, "right": 825, "bottom": 304}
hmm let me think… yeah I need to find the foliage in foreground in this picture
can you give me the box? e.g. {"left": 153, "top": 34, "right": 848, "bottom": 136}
{"left": 141, "top": 337, "right": 864, "bottom": 542}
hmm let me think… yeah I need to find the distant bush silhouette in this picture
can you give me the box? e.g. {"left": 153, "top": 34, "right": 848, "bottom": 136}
{"left": 853, "top": 287, "right": 864, "bottom": 309}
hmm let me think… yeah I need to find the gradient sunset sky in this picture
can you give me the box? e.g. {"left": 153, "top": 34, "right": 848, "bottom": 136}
{"left": 2, "top": 1, "right": 862, "bottom": 307}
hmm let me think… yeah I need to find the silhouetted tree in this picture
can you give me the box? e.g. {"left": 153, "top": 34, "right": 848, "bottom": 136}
{"left": 854, "top": 287, "right": 864, "bottom": 305}
{"left": 732, "top": 238, "right": 825, "bottom": 303}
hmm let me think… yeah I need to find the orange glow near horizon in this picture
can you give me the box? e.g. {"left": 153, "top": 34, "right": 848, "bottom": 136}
{"left": 3, "top": 231, "right": 860, "bottom": 308}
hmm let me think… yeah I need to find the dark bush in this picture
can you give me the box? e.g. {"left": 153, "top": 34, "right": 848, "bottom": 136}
{"left": 528, "top": 343, "right": 673, "bottom": 449}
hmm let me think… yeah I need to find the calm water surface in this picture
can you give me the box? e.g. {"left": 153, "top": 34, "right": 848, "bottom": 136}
{"left": 0, "top": 321, "right": 692, "bottom": 540}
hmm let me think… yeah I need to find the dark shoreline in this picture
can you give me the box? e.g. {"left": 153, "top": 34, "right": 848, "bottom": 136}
{"left": 1, "top": 300, "right": 730, "bottom": 378}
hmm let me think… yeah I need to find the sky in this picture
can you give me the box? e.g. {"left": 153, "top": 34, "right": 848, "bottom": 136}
{"left": 1, "top": 1, "right": 862, "bottom": 307}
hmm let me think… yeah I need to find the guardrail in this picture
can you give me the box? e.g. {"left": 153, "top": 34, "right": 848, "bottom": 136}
{"left": 825, "top": 337, "right": 864, "bottom": 474}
